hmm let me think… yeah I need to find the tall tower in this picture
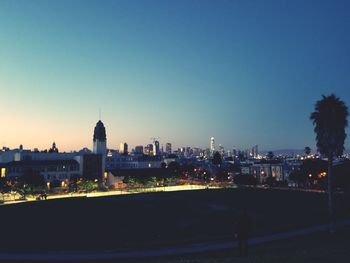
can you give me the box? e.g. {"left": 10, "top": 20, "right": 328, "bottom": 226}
{"left": 153, "top": 140, "right": 160, "bottom": 156}
{"left": 210, "top": 137, "right": 215, "bottom": 157}
{"left": 119, "top": 142, "right": 128, "bottom": 155}
{"left": 165, "top": 143, "right": 172, "bottom": 154}
{"left": 218, "top": 144, "right": 224, "bottom": 157}
{"left": 93, "top": 120, "right": 107, "bottom": 179}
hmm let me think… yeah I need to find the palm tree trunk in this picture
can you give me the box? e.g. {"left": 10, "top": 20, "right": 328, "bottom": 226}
{"left": 327, "top": 154, "right": 335, "bottom": 233}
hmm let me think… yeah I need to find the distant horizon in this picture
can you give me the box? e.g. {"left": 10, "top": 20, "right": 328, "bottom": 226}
{"left": 1, "top": 0, "right": 349, "bottom": 152}
{"left": 2, "top": 135, "right": 348, "bottom": 155}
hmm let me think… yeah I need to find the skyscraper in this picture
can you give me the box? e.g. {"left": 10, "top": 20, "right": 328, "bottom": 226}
{"left": 144, "top": 144, "right": 153, "bottom": 155}
{"left": 210, "top": 137, "right": 215, "bottom": 157}
{"left": 218, "top": 144, "right": 224, "bottom": 157}
{"left": 119, "top": 142, "right": 128, "bottom": 155}
{"left": 165, "top": 143, "right": 172, "bottom": 155}
{"left": 153, "top": 140, "right": 160, "bottom": 156}
{"left": 134, "top": 145, "right": 144, "bottom": 155}
{"left": 93, "top": 120, "right": 107, "bottom": 180}
{"left": 251, "top": 145, "right": 258, "bottom": 158}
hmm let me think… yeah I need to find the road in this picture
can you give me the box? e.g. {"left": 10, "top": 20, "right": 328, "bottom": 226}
{"left": 1, "top": 184, "right": 222, "bottom": 205}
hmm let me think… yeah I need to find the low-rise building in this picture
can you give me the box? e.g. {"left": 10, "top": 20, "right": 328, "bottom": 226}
{"left": 106, "top": 152, "right": 161, "bottom": 170}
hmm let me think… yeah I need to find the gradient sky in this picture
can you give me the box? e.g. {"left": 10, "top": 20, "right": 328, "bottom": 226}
{"left": 1, "top": 0, "right": 350, "bottom": 152}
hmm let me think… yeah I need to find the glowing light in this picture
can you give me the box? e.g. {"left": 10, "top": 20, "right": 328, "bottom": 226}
{"left": 318, "top": 172, "right": 327, "bottom": 178}
{"left": 1, "top": 168, "right": 6, "bottom": 178}
{"left": 104, "top": 172, "right": 108, "bottom": 178}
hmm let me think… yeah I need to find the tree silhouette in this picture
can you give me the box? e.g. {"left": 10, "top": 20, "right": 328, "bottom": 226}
{"left": 167, "top": 161, "right": 180, "bottom": 173}
{"left": 266, "top": 151, "right": 274, "bottom": 160}
{"left": 310, "top": 94, "right": 348, "bottom": 232}
{"left": 212, "top": 151, "right": 222, "bottom": 166}
{"left": 304, "top": 146, "right": 311, "bottom": 156}
{"left": 21, "top": 168, "right": 46, "bottom": 187}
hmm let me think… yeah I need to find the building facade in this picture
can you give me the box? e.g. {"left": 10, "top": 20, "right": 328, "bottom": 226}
{"left": 93, "top": 120, "right": 107, "bottom": 180}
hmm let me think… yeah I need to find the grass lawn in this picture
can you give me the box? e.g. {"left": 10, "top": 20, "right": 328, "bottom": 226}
{"left": 0, "top": 188, "right": 349, "bottom": 252}
{"left": 145, "top": 227, "right": 350, "bottom": 263}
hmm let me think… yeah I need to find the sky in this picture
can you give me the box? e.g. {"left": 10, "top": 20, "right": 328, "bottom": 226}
{"left": 0, "top": 0, "right": 350, "bottom": 152}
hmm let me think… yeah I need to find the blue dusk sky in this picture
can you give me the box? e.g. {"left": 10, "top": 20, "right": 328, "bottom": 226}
{"left": 0, "top": 0, "right": 349, "bottom": 152}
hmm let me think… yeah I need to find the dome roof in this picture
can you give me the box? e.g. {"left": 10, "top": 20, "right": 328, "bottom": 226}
{"left": 93, "top": 120, "right": 106, "bottom": 142}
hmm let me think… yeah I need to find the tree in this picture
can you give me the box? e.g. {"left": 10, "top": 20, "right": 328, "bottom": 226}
{"left": 160, "top": 162, "right": 167, "bottom": 169}
{"left": 266, "top": 151, "right": 274, "bottom": 160}
{"left": 304, "top": 146, "right": 311, "bottom": 156}
{"left": 212, "top": 151, "right": 222, "bottom": 166}
{"left": 78, "top": 180, "right": 98, "bottom": 192}
{"left": 310, "top": 94, "right": 348, "bottom": 233}
{"left": 21, "top": 168, "right": 46, "bottom": 187}
{"left": 123, "top": 176, "right": 136, "bottom": 188}
{"left": 265, "top": 176, "right": 276, "bottom": 187}
{"left": 234, "top": 174, "right": 257, "bottom": 186}
{"left": 148, "top": 176, "right": 157, "bottom": 187}
{"left": 167, "top": 161, "right": 180, "bottom": 175}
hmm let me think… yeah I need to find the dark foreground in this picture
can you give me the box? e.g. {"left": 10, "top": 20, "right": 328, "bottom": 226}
{"left": 1, "top": 225, "right": 350, "bottom": 263}
{"left": 146, "top": 227, "right": 350, "bottom": 263}
{"left": 0, "top": 188, "right": 349, "bottom": 253}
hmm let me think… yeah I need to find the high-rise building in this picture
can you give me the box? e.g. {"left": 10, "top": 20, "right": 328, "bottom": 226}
{"left": 251, "top": 145, "right": 258, "bottom": 158}
{"left": 134, "top": 145, "right": 144, "bottom": 154}
{"left": 119, "top": 142, "right": 128, "bottom": 155}
{"left": 144, "top": 144, "right": 153, "bottom": 155}
{"left": 232, "top": 148, "right": 237, "bottom": 157}
{"left": 165, "top": 143, "right": 172, "bottom": 155}
{"left": 153, "top": 140, "right": 160, "bottom": 156}
{"left": 218, "top": 144, "right": 224, "bottom": 157}
{"left": 210, "top": 137, "right": 215, "bottom": 156}
{"left": 93, "top": 120, "right": 107, "bottom": 180}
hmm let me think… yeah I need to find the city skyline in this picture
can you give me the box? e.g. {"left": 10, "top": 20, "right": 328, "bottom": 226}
{"left": 1, "top": 0, "right": 350, "bottom": 151}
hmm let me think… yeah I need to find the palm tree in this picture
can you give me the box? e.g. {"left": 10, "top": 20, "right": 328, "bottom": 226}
{"left": 310, "top": 94, "right": 348, "bottom": 232}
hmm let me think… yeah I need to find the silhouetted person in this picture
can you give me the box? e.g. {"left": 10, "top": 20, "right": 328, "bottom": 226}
{"left": 235, "top": 209, "right": 250, "bottom": 256}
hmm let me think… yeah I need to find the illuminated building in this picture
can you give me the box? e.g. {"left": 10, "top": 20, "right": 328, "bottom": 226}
{"left": 153, "top": 141, "right": 160, "bottom": 156}
{"left": 105, "top": 152, "right": 161, "bottom": 170}
{"left": 251, "top": 145, "right": 258, "bottom": 158}
{"left": 218, "top": 144, "right": 224, "bottom": 156}
{"left": 210, "top": 137, "right": 215, "bottom": 157}
{"left": 144, "top": 144, "right": 153, "bottom": 155}
{"left": 119, "top": 142, "right": 128, "bottom": 155}
{"left": 1, "top": 167, "right": 6, "bottom": 177}
{"left": 3, "top": 159, "right": 80, "bottom": 182}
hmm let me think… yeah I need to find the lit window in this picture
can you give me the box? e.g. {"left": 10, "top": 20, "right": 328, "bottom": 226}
{"left": 1, "top": 168, "right": 6, "bottom": 177}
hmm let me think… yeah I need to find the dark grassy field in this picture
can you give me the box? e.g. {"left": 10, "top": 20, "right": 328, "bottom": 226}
{"left": 0, "top": 188, "right": 349, "bottom": 252}
{"left": 145, "top": 227, "right": 350, "bottom": 263}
